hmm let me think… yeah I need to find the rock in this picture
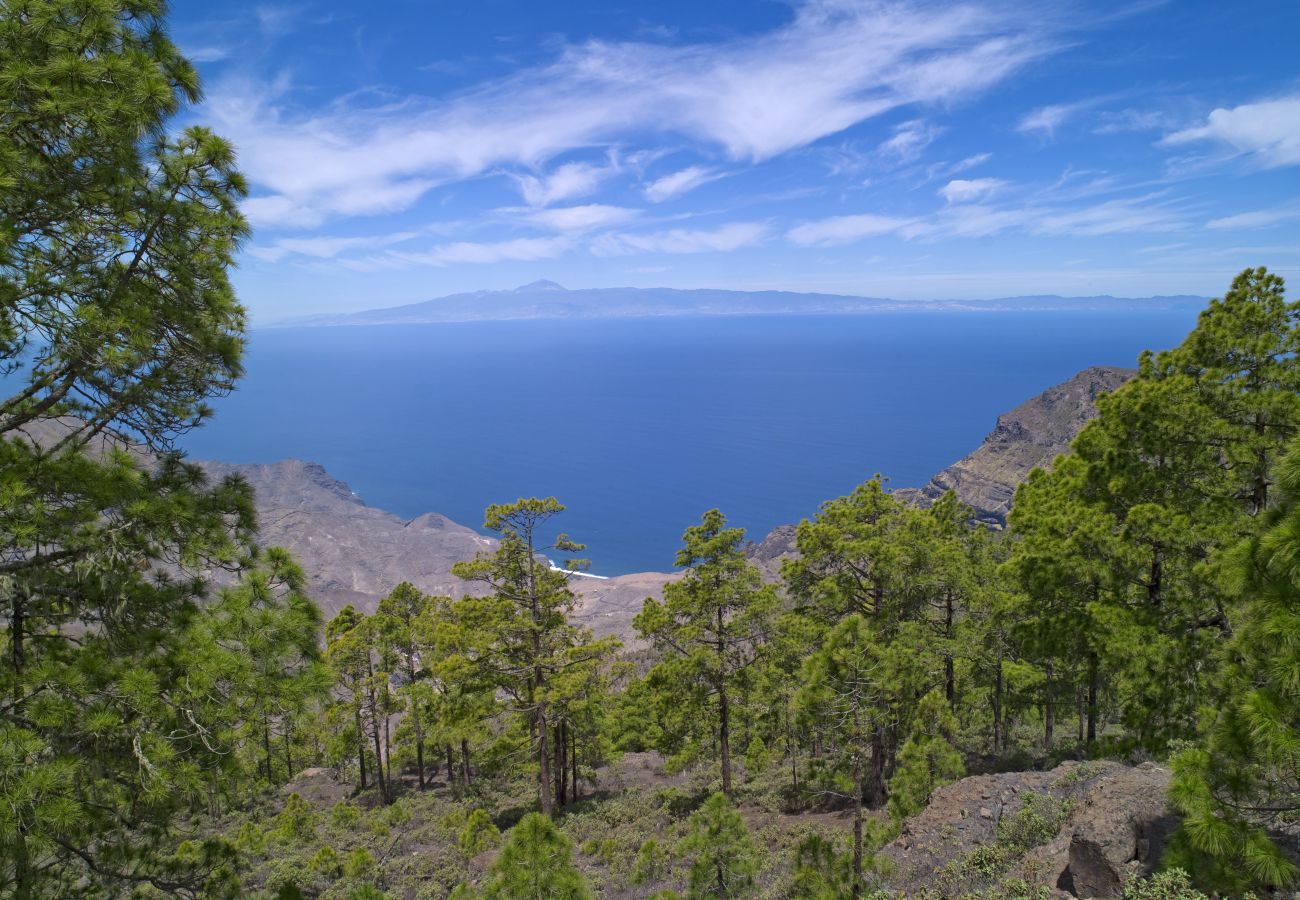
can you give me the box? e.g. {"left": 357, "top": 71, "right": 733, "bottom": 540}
{"left": 891, "top": 366, "right": 1135, "bottom": 526}
{"left": 877, "top": 761, "right": 1176, "bottom": 899}
{"left": 748, "top": 366, "right": 1135, "bottom": 578}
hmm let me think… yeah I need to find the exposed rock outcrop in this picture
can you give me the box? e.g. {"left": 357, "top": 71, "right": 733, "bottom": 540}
{"left": 892, "top": 365, "right": 1134, "bottom": 526}
{"left": 880, "top": 760, "right": 1176, "bottom": 899}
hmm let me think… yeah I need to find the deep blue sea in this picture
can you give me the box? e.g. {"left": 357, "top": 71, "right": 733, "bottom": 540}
{"left": 181, "top": 312, "right": 1200, "bottom": 575}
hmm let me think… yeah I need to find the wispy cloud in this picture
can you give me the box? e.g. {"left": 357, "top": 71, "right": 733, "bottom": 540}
{"left": 1017, "top": 102, "right": 1078, "bottom": 138}
{"left": 207, "top": 0, "right": 1055, "bottom": 228}
{"left": 787, "top": 213, "right": 914, "bottom": 247}
{"left": 248, "top": 232, "right": 418, "bottom": 262}
{"left": 592, "top": 222, "right": 768, "bottom": 255}
{"left": 791, "top": 191, "right": 1187, "bottom": 246}
{"left": 513, "top": 160, "right": 618, "bottom": 207}
{"left": 938, "top": 177, "right": 1006, "bottom": 203}
{"left": 383, "top": 236, "right": 575, "bottom": 267}
{"left": 1206, "top": 206, "right": 1300, "bottom": 230}
{"left": 644, "top": 166, "right": 722, "bottom": 202}
{"left": 878, "top": 120, "right": 943, "bottom": 162}
{"left": 522, "top": 204, "right": 640, "bottom": 232}
{"left": 1163, "top": 94, "right": 1300, "bottom": 168}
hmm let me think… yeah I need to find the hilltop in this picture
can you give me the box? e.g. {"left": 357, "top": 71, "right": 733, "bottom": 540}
{"left": 278, "top": 282, "right": 1207, "bottom": 326}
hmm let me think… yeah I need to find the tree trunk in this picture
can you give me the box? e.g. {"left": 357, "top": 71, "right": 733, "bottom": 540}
{"left": 944, "top": 589, "right": 956, "bottom": 705}
{"left": 415, "top": 729, "right": 426, "bottom": 790}
{"left": 717, "top": 605, "right": 732, "bottom": 797}
{"left": 371, "top": 714, "right": 389, "bottom": 804}
{"left": 537, "top": 697, "right": 553, "bottom": 815}
{"left": 555, "top": 721, "right": 567, "bottom": 809}
{"left": 570, "top": 726, "right": 579, "bottom": 803}
{"left": 461, "top": 738, "right": 472, "bottom": 788}
{"left": 1044, "top": 660, "right": 1055, "bottom": 750}
{"left": 263, "top": 717, "right": 275, "bottom": 785}
{"left": 283, "top": 720, "right": 294, "bottom": 779}
{"left": 852, "top": 700, "right": 865, "bottom": 900}
{"left": 1086, "top": 652, "right": 1099, "bottom": 748}
{"left": 356, "top": 707, "right": 368, "bottom": 790}
{"left": 992, "top": 649, "right": 1005, "bottom": 753}
{"left": 867, "top": 723, "right": 887, "bottom": 807}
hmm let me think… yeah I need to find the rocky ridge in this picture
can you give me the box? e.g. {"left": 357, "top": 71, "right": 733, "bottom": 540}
{"left": 180, "top": 365, "right": 1131, "bottom": 632}
{"left": 879, "top": 760, "right": 1176, "bottom": 899}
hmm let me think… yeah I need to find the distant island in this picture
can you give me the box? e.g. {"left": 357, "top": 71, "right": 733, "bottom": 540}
{"left": 276, "top": 280, "right": 1209, "bottom": 326}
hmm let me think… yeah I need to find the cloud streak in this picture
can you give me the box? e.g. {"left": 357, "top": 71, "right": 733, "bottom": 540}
{"left": 1163, "top": 95, "right": 1300, "bottom": 169}
{"left": 206, "top": 0, "right": 1055, "bottom": 228}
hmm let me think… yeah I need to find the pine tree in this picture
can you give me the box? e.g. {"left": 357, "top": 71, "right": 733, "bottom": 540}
{"left": 1167, "top": 440, "right": 1300, "bottom": 891}
{"left": 452, "top": 497, "right": 600, "bottom": 816}
{"left": 478, "top": 812, "right": 591, "bottom": 899}
{"left": 635, "top": 509, "right": 778, "bottom": 796}
{"left": 0, "top": 3, "right": 270, "bottom": 892}
{"left": 887, "top": 689, "right": 964, "bottom": 822}
{"left": 680, "top": 792, "right": 759, "bottom": 899}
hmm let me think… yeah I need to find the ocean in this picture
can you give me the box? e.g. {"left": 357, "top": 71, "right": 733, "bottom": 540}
{"left": 182, "top": 311, "right": 1201, "bottom": 575}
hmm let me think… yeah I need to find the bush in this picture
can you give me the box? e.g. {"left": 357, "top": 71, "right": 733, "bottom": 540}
{"left": 458, "top": 808, "right": 501, "bottom": 858}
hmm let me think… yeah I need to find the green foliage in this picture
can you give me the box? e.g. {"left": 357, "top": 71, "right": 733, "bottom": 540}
{"left": 789, "top": 832, "right": 855, "bottom": 899}
{"left": 679, "top": 792, "right": 759, "bottom": 899}
{"left": 458, "top": 808, "right": 501, "bottom": 858}
{"left": 888, "top": 689, "right": 965, "bottom": 822}
{"left": 1167, "top": 436, "right": 1300, "bottom": 891}
{"left": 743, "top": 737, "right": 770, "bottom": 778}
{"left": 343, "top": 847, "right": 377, "bottom": 879}
{"left": 635, "top": 509, "right": 779, "bottom": 797}
{"left": 275, "top": 793, "right": 318, "bottom": 843}
{"left": 1120, "top": 869, "right": 1211, "bottom": 900}
{"left": 479, "top": 812, "right": 591, "bottom": 899}
{"left": 634, "top": 836, "right": 669, "bottom": 885}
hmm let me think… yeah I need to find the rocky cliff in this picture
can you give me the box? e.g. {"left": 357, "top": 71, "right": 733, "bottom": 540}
{"left": 13, "top": 366, "right": 1132, "bottom": 636}
{"left": 746, "top": 366, "right": 1133, "bottom": 579}
{"left": 891, "top": 365, "right": 1135, "bottom": 525}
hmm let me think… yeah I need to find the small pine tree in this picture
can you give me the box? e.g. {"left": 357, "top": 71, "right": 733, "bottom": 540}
{"left": 459, "top": 808, "right": 501, "bottom": 858}
{"left": 790, "top": 833, "right": 854, "bottom": 899}
{"left": 634, "top": 837, "right": 669, "bottom": 885}
{"left": 480, "top": 813, "right": 591, "bottom": 899}
{"left": 887, "top": 690, "right": 965, "bottom": 822}
{"left": 744, "top": 737, "right": 770, "bottom": 778}
{"left": 679, "top": 792, "right": 759, "bottom": 899}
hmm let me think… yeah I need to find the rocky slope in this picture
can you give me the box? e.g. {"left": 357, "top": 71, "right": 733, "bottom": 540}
{"left": 891, "top": 365, "right": 1135, "bottom": 525}
{"left": 193, "top": 458, "right": 674, "bottom": 631}
{"left": 179, "top": 365, "right": 1130, "bottom": 630}
{"left": 745, "top": 366, "right": 1133, "bottom": 580}
{"left": 879, "top": 760, "right": 1176, "bottom": 899}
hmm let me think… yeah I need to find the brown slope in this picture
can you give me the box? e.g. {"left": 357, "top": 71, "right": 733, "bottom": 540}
{"left": 890, "top": 365, "right": 1134, "bottom": 525}
{"left": 746, "top": 366, "right": 1134, "bottom": 581}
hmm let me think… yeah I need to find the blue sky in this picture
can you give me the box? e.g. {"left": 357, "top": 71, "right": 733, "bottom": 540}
{"left": 170, "top": 1, "right": 1300, "bottom": 321}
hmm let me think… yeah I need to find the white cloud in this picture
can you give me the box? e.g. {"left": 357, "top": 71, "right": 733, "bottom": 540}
{"left": 938, "top": 177, "right": 1006, "bottom": 203}
{"left": 1031, "top": 193, "right": 1186, "bottom": 237}
{"left": 513, "top": 161, "right": 615, "bottom": 207}
{"left": 1163, "top": 95, "right": 1300, "bottom": 168}
{"left": 789, "top": 193, "right": 1185, "bottom": 246}
{"left": 592, "top": 222, "right": 768, "bottom": 256}
{"left": 204, "top": 0, "right": 1053, "bottom": 228}
{"left": 384, "top": 236, "right": 575, "bottom": 267}
{"left": 523, "top": 204, "right": 640, "bottom": 232}
{"left": 787, "top": 213, "right": 913, "bottom": 247}
{"left": 643, "top": 166, "right": 721, "bottom": 202}
{"left": 1017, "top": 102, "right": 1076, "bottom": 138}
{"left": 1206, "top": 207, "right": 1300, "bottom": 230}
{"left": 186, "top": 46, "right": 230, "bottom": 63}
{"left": 878, "top": 120, "right": 943, "bottom": 161}
{"left": 248, "top": 232, "right": 417, "bottom": 262}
